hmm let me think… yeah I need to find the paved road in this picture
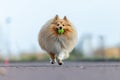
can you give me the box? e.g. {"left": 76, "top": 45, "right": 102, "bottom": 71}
{"left": 0, "top": 62, "right": 120, "bottom": 80}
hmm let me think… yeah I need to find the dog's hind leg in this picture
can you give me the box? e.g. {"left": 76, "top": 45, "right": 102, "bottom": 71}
{"left": 49, "top": 53, "right": 56, "bottom": 64}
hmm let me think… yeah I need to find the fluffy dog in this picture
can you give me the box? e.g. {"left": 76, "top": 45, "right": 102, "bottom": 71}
{"left": 38, "top": 15, "right": 77, "bottom": 65}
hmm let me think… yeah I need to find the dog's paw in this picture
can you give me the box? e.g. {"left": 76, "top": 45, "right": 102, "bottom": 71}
{"left": 58, "top": 62, "right": 63, "bottom": 65}
{"left": 57, "top": 60, "right": 63, "bottom": 65}
{"left": 50, "top": 60, "right": 56, "bottom": 64}
{"left": 51, "top": 61, "right": 55, "bottom": 64}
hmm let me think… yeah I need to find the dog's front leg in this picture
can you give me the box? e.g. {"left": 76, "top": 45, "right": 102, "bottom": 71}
{"left": 49, "top": 53, "right": 56, "bottom": 64}
{"left": 57, "top": 52, "right": 65, "bottom": 65}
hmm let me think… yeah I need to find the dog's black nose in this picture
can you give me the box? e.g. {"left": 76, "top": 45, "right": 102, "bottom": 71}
{"left": 59, "top": 26, "right": 62, "bottom": 29}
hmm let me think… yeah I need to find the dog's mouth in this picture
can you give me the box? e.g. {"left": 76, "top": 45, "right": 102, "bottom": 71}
{"left": 56, "top": 27, "right": 64, "bottom": 34}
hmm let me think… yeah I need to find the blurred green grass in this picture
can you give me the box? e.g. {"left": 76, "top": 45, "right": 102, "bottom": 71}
{"left": 1, "top": 48, "right": 120, "bottom": 62}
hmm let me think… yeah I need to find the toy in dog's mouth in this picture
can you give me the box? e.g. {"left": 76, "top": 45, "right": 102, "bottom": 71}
{"left": 57, "top": 28, "right": 64, "bottom": 34}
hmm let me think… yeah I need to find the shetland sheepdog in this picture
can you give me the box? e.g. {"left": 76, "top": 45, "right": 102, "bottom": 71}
{"left": 38, "top": 15, "right": 77, "bottom": 65}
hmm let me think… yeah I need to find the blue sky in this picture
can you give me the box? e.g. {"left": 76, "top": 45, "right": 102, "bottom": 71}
{"left": 0, "top": 0, "right": 120, "bottom": 56}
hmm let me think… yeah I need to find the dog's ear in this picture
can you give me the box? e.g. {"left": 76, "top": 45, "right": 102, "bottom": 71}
{"left": 54, "top": 15, "right": 59, "bottom": 21}
{"left": 63, "top": 16, "right": 68, "bottom": 21}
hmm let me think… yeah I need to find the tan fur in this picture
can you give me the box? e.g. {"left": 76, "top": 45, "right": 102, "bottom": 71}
{"left": 38, "top": 15, "right": 77, "bottom": 64}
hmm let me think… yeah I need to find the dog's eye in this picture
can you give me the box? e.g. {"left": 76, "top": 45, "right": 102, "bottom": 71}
{"left": 57, "top": 24, "right": 59, "bottom": 26}
{"left": 63, "top": 24, "right": 64, "bottom": 26}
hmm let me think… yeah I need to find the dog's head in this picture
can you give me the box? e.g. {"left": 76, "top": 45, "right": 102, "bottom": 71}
{"left": 50, "top": 15, "right": 73, "bottom": 35}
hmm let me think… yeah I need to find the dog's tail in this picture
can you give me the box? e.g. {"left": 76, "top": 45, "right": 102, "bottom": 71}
{"left": 58, "top": 51, "right": 70, "bottom": 60}
{"left": 64, "top": 52, "right": 69, "bottom": 59}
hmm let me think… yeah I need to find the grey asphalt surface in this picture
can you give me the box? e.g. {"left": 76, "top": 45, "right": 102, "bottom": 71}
{"left": 0, "top": 62, "right": 120, "bottom": 80}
